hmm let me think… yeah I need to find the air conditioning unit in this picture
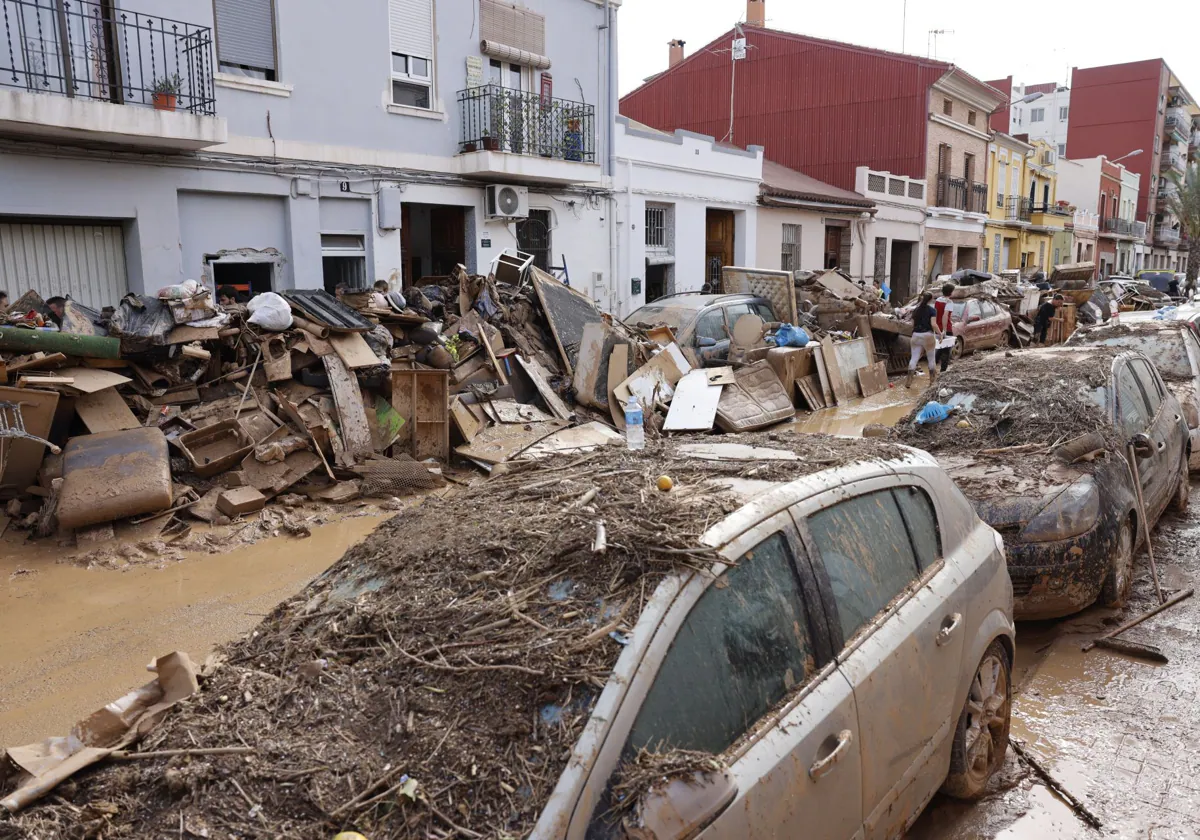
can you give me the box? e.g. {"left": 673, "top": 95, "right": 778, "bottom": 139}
{"left": 485, "top": 184, "right": 529, "bottom": 220}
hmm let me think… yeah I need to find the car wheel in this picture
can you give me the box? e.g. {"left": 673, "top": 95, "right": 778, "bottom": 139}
{"left": 942, "top": 640, "right": 1011, "bottom": 800}
{"left": 1100, "top": 517, "right": 1135, "bottom": 608}
{"left": 950, "top": 337, "right": 966, "bottom": 360}
{"left": 1171, "top": 456, "right": 1190, "bottom": 512}
{"left": 999, "top": 329, "right": 1012, "bottom": 348}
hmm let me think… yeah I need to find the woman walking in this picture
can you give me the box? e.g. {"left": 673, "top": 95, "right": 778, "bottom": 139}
{"left": 906, "top": 292, "right": 944, "bottom": 389}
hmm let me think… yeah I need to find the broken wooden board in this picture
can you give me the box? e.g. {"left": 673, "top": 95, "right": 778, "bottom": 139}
{"left": 614, "top": 344, "right": 690, "bottom": 411}
{"left": 0, "top": 386, "right": 59, "bottom": 496}
{"left": 238, "top": 439, "right": 322, "bottom": 496}
{"left": 16, "top": 376, "right": 74, "bottom": 389}
{"left": 522, "top": 421, "right": 624, "bottom": 459}
{"left": 166, "top": 325, "right": 221, "bottom": 344}
{"left": 455, "top": 419, "right": 568, "bottom": 465}
{"left": 529, "top": 265, "right": 605, "bottom": 376}
{"left": 449, "top": 396, "right": 483, "bottom": 443}
{"left": 663, "top": 369, "right": 723, "bottom": 432}
{"left": 7, "top": 353, "right": 67, "bottom": 374}
{"left": 55, "top": 366, "right": 131, "bottom": 394}
{"left": 572, "top": 321, "right": 633, "bottom": 411}
{"left": 857, "top": 361, "right": 889, "bottom": 398}
{"left": 832, "top": 338, "right": 873, "bottom": 399}
{"left": 796, "top": 375, "right": 827, "bottom": 410}
{"left": 323, "top": 354, "right": 373, "bottom": 463}
{"left": 330, "top": 332, "right": 381, "bottom": 370}
{"left": 515, "top": 355, "right": 573, "bottom": 421}
{"left": 607, "top": 344, "right": 631, "bottom": 430}
{"left": 300, "top": 328, "right": 334, "bottom": 357}
{"left": 813, "top": 269, "right": 865, "bottom": 300}
{"left": 74, "top": 387, "right": 140, "bottom": 433}
{"left": 703, "top": 367, "right": 737, "bottom": 386}
{"left": 819, "top": 336, "right": 851, "bottom": 404}
{"left": 481, "top": 399, "right": 552, "bottom": 424}
{"left": 149, "top": 386, "right": 201, "bottom": 406}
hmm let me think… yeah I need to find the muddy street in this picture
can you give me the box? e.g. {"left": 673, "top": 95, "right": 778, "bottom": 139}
{"left": 910, "top": 475, "right": 1200, "bottom": 839}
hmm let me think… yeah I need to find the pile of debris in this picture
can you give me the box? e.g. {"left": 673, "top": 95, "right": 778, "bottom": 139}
{"left": 0, "top": 434, "right": 902, "bottom": 837}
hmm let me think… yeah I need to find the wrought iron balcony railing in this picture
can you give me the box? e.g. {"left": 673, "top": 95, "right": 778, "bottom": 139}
{"left": 1006, "top": 195, "right": 1031, "bottom": 221}
{"left": 458, "top": 84, "right": 596, "bottom": 164}
{"left": 0, "top": 0, "right": 215, "bottom": 115}
{"left": 1103, "top": 217, "right": 1135, "bottom": 236}
{"left": 936, "top": 174, "right": 988, "bottom": 214}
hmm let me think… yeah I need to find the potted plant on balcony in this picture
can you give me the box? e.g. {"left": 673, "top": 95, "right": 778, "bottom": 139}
{"left": 151, "top": 74, "right": 182, "bottom": 111}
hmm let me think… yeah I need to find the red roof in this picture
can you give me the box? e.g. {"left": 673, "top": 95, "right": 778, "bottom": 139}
{"left": 1024, "top": 82, "right": 1059, "bottom": 95}
{"left": 760, "top": 159, "right": 875, "bottom": 208}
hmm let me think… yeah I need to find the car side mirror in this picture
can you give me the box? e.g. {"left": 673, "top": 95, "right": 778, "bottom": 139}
{"left": 624, "top": 769, "right": 737, "bottom": 840}
{"left": 1131, "top": 432, "right": 1153, "bottom": 457}
{"left": 696, "top": 337, "right": 717, "bottom": 348}
{"left": 967, "top": 315, "right": 982, "bottom": 323}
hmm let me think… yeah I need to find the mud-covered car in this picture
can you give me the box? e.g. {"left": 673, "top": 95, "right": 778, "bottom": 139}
{"left": 625, "top": 293, "right": 776, "bottom": 363}
{"left": 898, "top": 347, "right": 1190, "bottom": 620}
{"left": 1068, "top": 318, "right": 1200, "bottom": 471}
{"left": 5, "top": 438, "right": 1014, "bottom": 840}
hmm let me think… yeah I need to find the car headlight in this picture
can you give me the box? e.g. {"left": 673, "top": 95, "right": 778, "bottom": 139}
{"left": 1019, "top": 477, "right": 1101, "bottom": 542}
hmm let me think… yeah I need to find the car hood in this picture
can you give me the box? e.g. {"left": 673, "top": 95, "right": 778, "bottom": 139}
{"left": 936, "top": 454, "right": 1083, "bottom": 530}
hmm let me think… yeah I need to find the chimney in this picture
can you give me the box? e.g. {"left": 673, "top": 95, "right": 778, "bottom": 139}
{"left": 668, "top": 39, "right": 686, "bottom": 68}
{"left": 746, "top": 0, "right": 765, "bottom": 27}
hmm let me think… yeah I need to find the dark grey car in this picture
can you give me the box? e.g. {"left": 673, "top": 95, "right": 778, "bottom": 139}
{"left": 624, "top": 293, "right": 776, "bottom": 363}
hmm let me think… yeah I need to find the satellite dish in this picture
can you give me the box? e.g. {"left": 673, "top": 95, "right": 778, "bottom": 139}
{"left": 496, "top": 186, "right": 521, "bottom": 215}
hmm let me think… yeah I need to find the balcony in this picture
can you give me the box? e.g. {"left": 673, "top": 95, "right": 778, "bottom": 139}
{"left": 0, "top": 0, "right": 224, "bottom": 149}
{"left": 1135, "top": 220, "right": 1148, "bottom": 240}
{"left": 936, "top": 174, "right": 988, "bottom": 214}
{"left": 1161, "top": 150, "right": 1187, "bottom": 173}
{"left": 1164, "top": 115, "right": 1191, "bottom": 144}
{"left": 456, "top": 84, "right": 600, "bottom": 185}
{"left": 1155, "top": 224, "right": 1182, "bottom": 246}
{"left": 1005, "top": 196, "right": 1031, "bottom": 222}
{"left": 1191, "top": 131, "right": 1200, "bottom": 152}
{"left": 1103, "top": 217, "right": 1136, "bottom": 237}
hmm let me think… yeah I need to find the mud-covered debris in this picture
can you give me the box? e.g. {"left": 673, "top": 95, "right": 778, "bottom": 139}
{"left": 612, "top": 747, "right": 728, "bottom": 814}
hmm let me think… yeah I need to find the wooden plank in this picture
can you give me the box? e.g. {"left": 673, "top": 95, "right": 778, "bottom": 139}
{"left": 607, "top": 344, "right": 630, "bottom": 430}
{"left": 55, "top": 366, "right": 131, "bottom": 394}
{"left": 7, "top": 353, "right": 67, "bottom": 374}
{"left": 16, "top": 376, "right": 74, "bottom": 388}
{"left": 167, "top": 325, "right": 221, "bottom": 344}
{"left": 856, "top": 362, "right": 888, "bottom": 398}
{"left": 300, "top": 328, "right": 334, "bottom": 357}
{"left": 515, "top": 355, "right": 573, "bottom": 421}
{"left": 663, "top": 369, "right": 723, "bottom": 431}
{"left": 323, "top": 354, "right": 373, "bottom": 462}
{"left": 482, "top": 325, "right": 509, "bottom": 385}
{"left": 529, "top": 265, "right": 605, "bottom": 377}
{"left": 450, "top": 396, "right": 482, "bottom": 443}
{"left": 75, "top": 387, "right": 140, "bottom": 433}
{"left": 796, "top": 375, "right": 826, "bottom": 410}
{"left": 820, "top": 336, "right": 850, "bottom": 404}
{"left": 455, "top": 419, "right": 568, "bottom": 465}
{"left": 329, "top": 332, "right": 380, "bottom": 369}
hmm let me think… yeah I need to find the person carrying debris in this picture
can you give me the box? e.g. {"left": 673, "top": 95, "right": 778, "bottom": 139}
{"left": 44, "top": 296, "right": 66, "bottom": 329}
{"left": 906, "top": 292, "right": 944, "bottom": 388}
{"left": 934, "top": 282, "right": 955, "bottom": 373}
{"left": 1034, "top": 294, "right": 1064, "bottom": 344}
{"left": 370, "top": 280, "right": 390, "bottom": 309}
{"left": 217, "top": 286, "right": 239, "bottom": 306}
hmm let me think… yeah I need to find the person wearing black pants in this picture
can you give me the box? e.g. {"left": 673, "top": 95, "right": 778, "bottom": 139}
{"left": 934, "top": 283, "right": 955, "bottom": 372}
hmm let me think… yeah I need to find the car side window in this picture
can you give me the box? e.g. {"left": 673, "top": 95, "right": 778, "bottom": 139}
{"left": 893, "top": 485, "right": 941, "bottom": 570}
{"left": 966, "top": 300, "right": 981, "bottom": 320}
{"left": 807, "top": 489, "right": 920, "bottom": 643}
{"left": 1116, "top": 364, "right": 1152, "bottom": 436}
{"left": 694, "top": 309, "right": 727, "bottom": 345}
{"left": 1131, "top": 359, "right": 1163, "bottom": 415}
{"left": 624, "top": 533, "right": 818, "bottom": 756}
{"left": 979, "top": 301, "right": 997, "bottom": 318}
{"left": 751, "top": 302, "right": 775, "bottom": 322}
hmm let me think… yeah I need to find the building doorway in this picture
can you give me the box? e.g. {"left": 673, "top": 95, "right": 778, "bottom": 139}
{"left": 957, "top": 247, "right": 979, "bottom": 271}
{"left": 645, "top": 263, "right": 671, "bottom": 302}
{"left": 824, "top": 226, "right": 847, "bottom": 270}
{"left": 705, "top": 209, "right": 735, "bottom": 290}
{"left": 210, "top": 262, "right": 273, "bottom": 300}
{"left": 889, "top": 241, "right": 915, "bottom": 302}
{"left": 400, "top": 204, "right": 468, "bottom": 284}
{"left": 516, "top": 209, "right": 552, "bottom": 272}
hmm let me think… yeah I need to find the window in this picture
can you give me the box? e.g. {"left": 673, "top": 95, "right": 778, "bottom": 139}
{"left": 389, "top": 0, "right": 435, "bottom": 109}
{"left": 694, "top": 309, "right": 727, "bottom": 345}
{"left": 1031, "top": 107, "right": 1045, "bottom": 122}
{"left": 1058, "top": 143, "right": 1067, "bottom": 157}
{"left": 1130, "top": 359, "right": 1163, "bottom": 414}
{"left": 781, "top": 223, "right": 801, "bottom": 272}
{"left": 1116, "top": 365, "right": 1152, "bottom": 437}
{"left": 968, "top": 109, "right": 977, "bottom": 127}
{"left": 1059, "top": 105, "right": 1069, "bottom": 121}
{"left": 979, "top": 300, "right": 998, "bottom": 318}
{"left": 964, "top": 152, "right": 975, "bottom": 183}
{"left": 213, "top": 0, "right": 278, "bottom": 81}
{"left": 1155, "top": 136, "right": 1161, "bottom": 152}
{"left": 516, "top": 209, "right": 552, "bottom": 272}
{"left": 645, "top": 205, "right": 667, "bottom": 249}
{"left": 937, "top": 143, "right": 951, "bottom": 175}
{"left": 625, "top": 533, "right": 817, "bottom": 755}
{"left": 808, "top": 490, "right": 921, "bottom": 643}
{"left": 893, "top": 486, "right": 940, "bottom": 570}
{"left": 943, "top": 98, "right": 953, "bottom": 116}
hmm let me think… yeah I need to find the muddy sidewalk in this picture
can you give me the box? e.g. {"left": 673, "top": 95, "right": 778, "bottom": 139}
{"left": 910, "top": 477, "right": 1200, "bottom": 839}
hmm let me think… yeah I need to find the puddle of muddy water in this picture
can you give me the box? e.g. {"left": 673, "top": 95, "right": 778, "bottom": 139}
{"left": 788, "top": 385, "right": 922, "bottom": 436}
{"left": 0, "top": 513, "right": 386, "bottom": 747}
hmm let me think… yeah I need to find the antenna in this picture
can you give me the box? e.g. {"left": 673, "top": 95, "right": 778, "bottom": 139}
{"left": 927, "top": 29, "right": 954, "bottom": 59}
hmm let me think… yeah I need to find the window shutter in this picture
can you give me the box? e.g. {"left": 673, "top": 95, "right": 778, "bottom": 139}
{"left": 480, "top": 0, "right": 545, "bottom": 56}
{"left": 214, "top": 0, "right": 276, "bottom": 71}
{"left": 389, "top": 0, "right": 434, "bottom": 59}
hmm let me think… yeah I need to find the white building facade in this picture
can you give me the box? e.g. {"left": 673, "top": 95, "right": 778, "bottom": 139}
{"left": 1010, "top": 83, "right": 1071, "bottom": 159}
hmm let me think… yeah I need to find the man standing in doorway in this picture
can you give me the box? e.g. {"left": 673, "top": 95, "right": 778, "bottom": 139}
{"left": 934, "top": 283, "right": 955, "bottom": 373}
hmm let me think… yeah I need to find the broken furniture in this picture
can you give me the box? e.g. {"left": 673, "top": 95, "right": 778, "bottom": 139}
{"left": 176, "top": 420, "right": 255, "bottom": 478}
{"left": 57, "top": 427, "right": 172, "bottom": 529}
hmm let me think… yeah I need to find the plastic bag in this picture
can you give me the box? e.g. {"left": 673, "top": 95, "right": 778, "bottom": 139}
{"left": 774, "top": 323, "right": 810, "bottom": 347}
{"left": 916, "top": 401, "right": 950, "bottom": 425}
{"left": 246, "top": 292, "right": 293, "bottom": 331}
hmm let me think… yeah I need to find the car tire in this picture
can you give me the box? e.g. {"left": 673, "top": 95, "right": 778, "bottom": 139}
{"left": 1171, "top": 456, "right": 1190, "bottom": 512}
{"left": 950, "top": 337, "right": 966, "bottom": 360}
{"left": 1100, "top": 517, "right": 1135, "bottom": 608}
{"left": 942, "top": 640, "right": 1011, "bottom": 800}
{"left": 999, "top": 329, "right": 1012, "bottom": 349}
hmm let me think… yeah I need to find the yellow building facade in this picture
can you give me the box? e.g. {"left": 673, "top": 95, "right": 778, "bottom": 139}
{"left": 984, "top": 135, "right": 1070, "bottom": 274}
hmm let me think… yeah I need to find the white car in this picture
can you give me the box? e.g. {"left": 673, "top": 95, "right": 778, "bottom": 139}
{"left": 541, "top": 444, "right": 1014, "bottom": 840}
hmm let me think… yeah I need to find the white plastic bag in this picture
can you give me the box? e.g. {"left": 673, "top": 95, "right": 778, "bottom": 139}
{"left": 246, "top": 292, "right": 293, "bottom": 331}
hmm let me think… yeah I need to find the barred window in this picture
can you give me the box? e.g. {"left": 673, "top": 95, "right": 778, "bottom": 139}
{"left": 646, "top": 206, "right": 667, "bottom": 248}
{"left": 781, "top": 223, "right": 801, "bottom": 272}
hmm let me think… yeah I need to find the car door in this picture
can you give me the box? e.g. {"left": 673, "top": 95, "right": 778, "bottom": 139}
{"left": 580, "top": 514, "right": 863, "bottom": 840}
{"left": 1130, "top": 357, "right": 1183, "bottom": 515}
{"left": 694, "top": 306, "right": 730, "bottom": 363}
{"left": 794, "top": 479, "right": 967, "bottom": 840}
{"left": 961, "top": 300, "right": 984, "bottom": 351}
{"left": 1114, "top": 359, "right": 1164, "bottom": 513}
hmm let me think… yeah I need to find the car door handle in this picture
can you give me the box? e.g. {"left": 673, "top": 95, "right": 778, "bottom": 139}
{"left": 1159, "top": 441, "right": 1167, "bottom": 451}
{"left": 936, "top": 613, "right": 963, "bottom": 646}
{"left": 809, "top": 730, "right": 854, "bottom": 781}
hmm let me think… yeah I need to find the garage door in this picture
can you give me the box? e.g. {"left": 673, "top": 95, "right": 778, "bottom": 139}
{"left": 0, "top": 220, "right": 129, "bottom": 310}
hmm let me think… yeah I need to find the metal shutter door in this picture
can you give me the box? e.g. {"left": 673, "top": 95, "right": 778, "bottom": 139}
{"left": 0, "top": 221, "right": 128, "bottom": 310}
{"left": 214, "top": 0, "right": 276, "bottom": 71}
{"left": 389, "top": 0, "right": 433, "bottom": 59}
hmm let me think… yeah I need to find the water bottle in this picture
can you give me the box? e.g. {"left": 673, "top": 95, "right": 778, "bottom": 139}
{"left": 624, "top": 396, "right": 645, "bottom": 451}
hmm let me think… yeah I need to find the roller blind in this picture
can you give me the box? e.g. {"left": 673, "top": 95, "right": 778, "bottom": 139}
{"left": 390, "top": 0, "right": 434, "bottom": 59}
{"left": 480, "top": 0, "right": 545, "bottom": 57}
{"left": 214, "top": 0, "right": 276, "bottom": 71}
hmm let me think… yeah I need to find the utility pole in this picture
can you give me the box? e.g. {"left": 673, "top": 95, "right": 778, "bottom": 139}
{"left": 927, "top": 29, "right": 953, "bottom": 60}
{"left": 901, "top": 0, "right": 907, "bottom": 53}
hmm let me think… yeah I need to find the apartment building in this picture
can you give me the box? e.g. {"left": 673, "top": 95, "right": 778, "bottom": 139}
{"left": 1057, "top": 155, "right": 1143, "bottom": 278}
{"left": 618, "top": 0, "right": 1002, "bottom": 284}
{"left": 0, "top": 0, "right": 620, "bottom": 308}
{"left": 1067, "top": 59, "right": 1198, "bottom": 272}
{"left": 989, "top": 77, "right": 1071, "bottom": 158}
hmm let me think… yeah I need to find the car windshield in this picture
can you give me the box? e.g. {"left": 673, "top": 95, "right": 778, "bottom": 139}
{"left": 1076, "top": 332, "right": 1192, "bottom": 379}
{"left": 624, "top": 302, "right": 698, "bottom": 333}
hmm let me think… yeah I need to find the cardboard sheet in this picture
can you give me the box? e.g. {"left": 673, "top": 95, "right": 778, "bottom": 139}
{"left": 74, "top": 387, "right": 140, "bottom": 433}
{"left": 614, "top": 343, "right": 690, "bottom": 410}
{"left": 664, "top": 369, "right": 723, "bottom": 432}
{"left": 330, "top": 332, "right": 381, "bottom": 369}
